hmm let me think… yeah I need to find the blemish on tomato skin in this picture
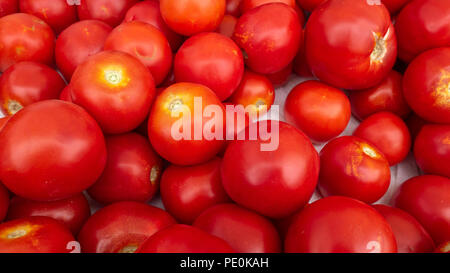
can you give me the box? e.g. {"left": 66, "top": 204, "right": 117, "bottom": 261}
{"left": 432, "top": 71, "right": 450, "bottom": 108}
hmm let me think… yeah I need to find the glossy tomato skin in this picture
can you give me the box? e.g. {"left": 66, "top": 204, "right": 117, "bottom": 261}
{"left": 233, "top": 3, "right": 302, "bottom": 74}
{"left": 296, "top": 0, "right": 325, "bottom": 11}
{"left": 0, "top": 100, "right": 107, "bottom": 201}
{"left": 217, "top": 14, "right": 237, "bottom": 38}
{"left": 318, "top": 136, "right": 391, "bottom": 203}
{"left": 373, "top": 204, "right": 435, "bottom": 253}
{"left": 55, "top": 20, "right": 112, "bottom": 81}
{"left": 226, "top": 0, "right": 241, "bottom": 17}
{"left": 6, "top": 194, "right": 90, "bottom": 235}
{"left": 77, "top": 0, "right": 138, "bottom": 27}
{"left": 148, "top": 82, "right": 226, "bottom": 166}
{"left": 88, "top": 133, "right": 163, "bottom": 204}
{"left": 78, "top": 202, "right": 176, "bottom": 253}
{"left": 160, "top": 0, "right": 226, "bottom": 36}
{"left": 240, "top": 0, "right": 296, "bottom": 13}
{"left": 403, "top": 47, "right": 450, "bottom": 124}
{"left": 0, "top": 216, "right": 74, "bottom": 253}
{"left": 284, "top": 80, "right": 351, "bottom": 143}
{"left": 174, "top": 32, "right": 244, "bottom": 101}
{"left": 395, "top": 0, "right": 450, "bottom": 62}
{"left": 0, "top": 183, "right": 9, "bottom": 222}
{"left": 0, "top": 13, "right": 55, "bottom": 72}
{"left": 221, "top": 121, "right": 320, "bottom": 219}
{"left": 137, "top": 224, "right": 235, "bottom": 253}
{"left": 285, "top": 196, "right": 397, "bottom": 253}
{"left": 0, "top": 62, "right": 66, "bottom": 116}
{"left": 306, "top": 0, "right": 397, "bottom": 90}
{"left": 353, "top": 112, "right": 411, "bottom": 166}
{"left": 71, "top": 51, "right": 155, "bottom": 134}
{"left": 392, "top": 175, "right": 450, "bottom": 245}
{"left": 0, "top": 0, "right": 18, "bottom": 17}
{"left": 104, "top": 21, "right": 173, "bottom": 85}
{"left": 413, "top": 124, "right": 450, "bottom": 178}
{"left": 194, "top": 204, "right": 281, "bottom": 253}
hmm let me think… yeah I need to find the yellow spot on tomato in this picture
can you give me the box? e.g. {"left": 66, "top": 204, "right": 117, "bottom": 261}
{"left": 432, "top": 71, "right": 450, "bottom": 108}
{"left": 0, "top": 224, "right": 39, "bottom": 240}
{"left": 100, "top": 66, "right": 131, "bottom": 88}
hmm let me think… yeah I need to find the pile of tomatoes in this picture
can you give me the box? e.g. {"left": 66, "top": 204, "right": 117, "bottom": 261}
{"left": 0, "top": 0, "right": 448, "bottom": 254}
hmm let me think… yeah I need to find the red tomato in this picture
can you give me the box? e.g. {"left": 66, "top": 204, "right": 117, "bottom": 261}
{"left": 77, "top": 0, "right": 138, "bottom": 27}
{"left": 59, "top": 85, "right": 73, "bottom": 102}
{"left": 293, "top": 30, "right": 313, "bottom": 78}
{"left": 194, "top": 204, "right": 281, "bottom": 253}
{"left": 0, "top": 0, "right": 18, "bottom": 17}
{"left": 160, "top": 0, "right": 226, "bottom": 36}
{"left": 0, "top": 13, "right": 55, "bottom": 72}
{"left": 6, "top": 194, "right": 90, "bottom": 235}
{"left": 393, "top": 175, "right": 450, "bottom": 245}
{"left": 266, "top": 62, "right": 293, "bottom": 87}
{"left": 19, "top": 0, "right": 78, "bottom": 34}
{"left": 123, "top": 0, "right": 183, "bottom": 51}
{"left": 137, "top": 224, "right": 235, "bottom": 253}
{"left": 414, "top": 124, "right": 450, "bottom": 178}
{"left": 71, "top": 51, "right": 156, "bottom": 134}
{"left": 78, "top": 201, "right": 176, "bottom": 253}
{"left": 226, "top": 0, "right": 242, "bottom": 17}
{"left": 148, "top": 82, "right": 226, "bottom": 166}
{"left": 0, "top": 62, "right": 66, "bottom": 116}
{"left": 318, "top": 136, "right": 391, "bottom": 203}
{"left": 0, "top": 216, "right": 74, "bottom": 253}
{"left": 382, "top": 0, "right": 412, "bottom": 14}
{"left": 240, "top": 0, "right": 296, "bottom": 14}
{"left": 373, "top": 204, "right": 435, "bottom": 253}
{"left": 353, "top": 112, "right": 411, "bottom": 166}
{"left": 296, "top": 0, "right": 325, "bottom": 11}
{"left": 406, "top": 113, "right": 429, "bottom": 143}
{"left": 284, "top": 80, "right": 351, "bottom": 143}
{"left": 233, "top": 3, "right": 302, "bottom": 74}
{"left": 88, "top": 133, "right": 163, "bottom": 204}
{"left": 55, "top": 20, "right": 112, "bottom": 81}
{"left": 160, "top": 158, "right": 230, "bottom": 224}
{"left": 217, "top": 14, "right": 237, "bottom": 38}
{"left": 305, "top": 0, "right": 397, "bottom": 90}
{"left": 221, "top": 121, "right": 320, "bottom": 219}
{"left": 285, "top": 196, "right": 397, "bottom": 253}
{"left": 349, "top": 70, "right": 411, "bottom": 121}
{"left": 0, "top": 116, "right": 9, "bottom": 131}
{"left": 0, "top": 183, "right": 9, "bottom": 222}
{"left": 402, "top": 47, "right": 450, "bottom": 124}
{"left": 435, "top": 241, "right": 450, "bottom": 253}
{"left": 395, "top": 0, "right": 450, "bottom": 62}
{"left": 104, "top": 21, "right": 173, "bottom": 85}
{"left": 0, "top": 100, "right": 107, "bottom": 201}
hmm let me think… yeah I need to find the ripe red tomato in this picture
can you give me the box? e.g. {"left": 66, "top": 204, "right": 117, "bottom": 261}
{"left": 88, "top": 133, "right": 163, "bottom": 204}
{"left": 148, "top": 82, "right": 226, "bottom": 166}
{"left": 395, "top": 0, "right": 450, "bottom": 62}
{"left": 382, "top": 0, "right": 412, "bottom": 14}
{"left": 0, "top": 13, "right": 55, "bottom": 72}
{"left": 160, "top": 0, "right": 226, "bottom": 36}
{"left": 284, "top": 80, "right": 351, "bottom": 143}
{"left": 0, "top": 62, "right": 66, "bottom": 116}
{"left": 349, "top": 70, "right": 411, "bottom": 121}
{"left": 71, "top": 51, "right": 156, "bottom": 134}
{"left": 0, "top": 0, "right": 18, "bottom": 17}
{"left": 59, "top": 85, "right": 73, "bottom": 102}
{"left": 233, "top": 3, "right": 302, "bottom": 74}
{"left": 285, "top": 196, "right": 397, "bottom": 253}
{"left": 414, "top": 124, "right": 450, "bottom": 178}
{"left": 104, "top": 21, "right": 173, "bottom": 86}
{"left": 402, "top": 47, "right": 450, "bottom": 124}
{"left": 124, "top": 0, "right": 183, "bottom": 51}
{"left": 174, "top": 32, "right": 244, "bottom": 101}
{"left": 0, "top": 216, "right": 74, "bottom": 253}
{"left": 266, "top": 62, "right": 293, "bottom": 87}
{"left": 296, "top": 0, "right": 325, "bottom": 11}
{"left": 217, "top": 14, "right": 237, "bottom": 38}
{"left": 0, "top": 100, "right": 107, "bottom": 201}
{"left": 305, "top": 0, "right": 397, "bottom": 90}
{"left": 393, "top": 175, "right": 450, "bottom": 245}
{"left": 435, "top": 241, "right": 450, "bottom": 253}
{"left": 226, "top": 0, "right": 241, "bottom": 17}
{"left": 373, "top": 204, "right": 435, "bottom": 253}
{"left": 137, "top": 224, "right": 235, "bottom": 253}
{"left": 0, "top": 183, "right": 9, "bottom": 222}
{"left": 19, "top": 0, "right": 78, "bottom": 34}
{"left": 353, "top": 112, "right": 411, "bottom": 166}
{"left": 77, "top": 0, "right": 138, "bottom": 27}
{"left": 55, "top": 20, "right": 112, "bottom": 81}
{"left": 78, "top": 202, "right": 176, "bottom": 253}
{"left": 221, "top": 121, "right": 320, "bottom": 219}
{"left": 193, "top": 204, "right": 281, "bottom": 253}
{"left": 318, "top": 136, "right": 391, "bottom": 203}
{"left": 240, "top": 0, "right": 296, "bottom": 14}
{"left": 6, "top": 194, "right": 91, "bottom": 235}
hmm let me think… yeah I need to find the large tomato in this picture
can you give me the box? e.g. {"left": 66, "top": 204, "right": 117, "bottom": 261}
{"left": 221, "top": 121, "right": 320, "bottom": 219}
{"left": 285, "top": 196, "right": 397, "bottom": 253}
{"left": 240, "top": 0, "right": 296, "bottom": 13}
{"left": 71, "top": 51, "right": 156, "bottom": 134}
{"left": 0, "top": 62, "right": 66, "bottom": 116}
{"left": 0, "top": 183, "right": 9, "bottom": 222}
{"left": 233, "top": 3, "right": 302, "bottom": 74}
{"left": 0, "top": 0, "right": 18, "bottom": 17}
{"left": 174, "top": 32, "right": 244, "bottom": 101}
{"left": 305, "top": 0, "right": 397, "bottom": 90}
{"left": 77, "top": 0, "right": 138, "bottom": 27}
{"left": 78, "top": 202, "right": 176, "bottom": 253}
{"left": 0, "top": 13, "right": 55, "bottom": 72}
{"left": 0, "top": 100, "right": 107, "bottom": 201}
